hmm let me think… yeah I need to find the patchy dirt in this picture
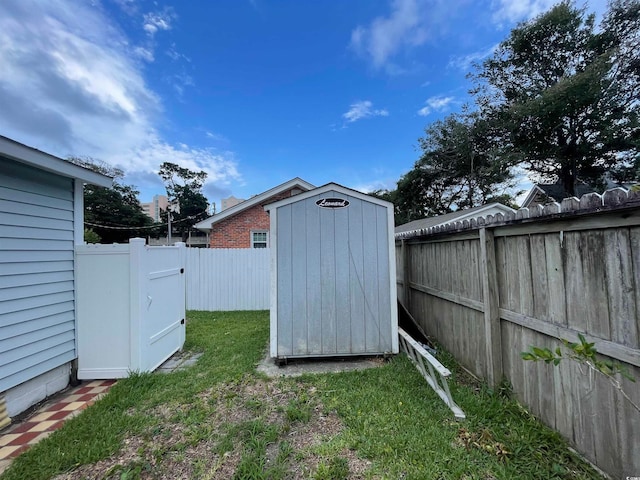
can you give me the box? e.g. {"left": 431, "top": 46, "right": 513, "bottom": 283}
{"left": 52, "top": 377, "right": 375, "bottom": 479}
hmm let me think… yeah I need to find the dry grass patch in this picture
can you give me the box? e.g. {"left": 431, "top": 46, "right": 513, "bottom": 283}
{"left": 51, "top": 376, "right": 372, "bottom": 480}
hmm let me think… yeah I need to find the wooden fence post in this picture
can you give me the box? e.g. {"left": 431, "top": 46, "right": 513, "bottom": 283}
{"left": 479, "top": 228, "right": 503, "bottom": 387}
{"left": 402, "top": 240, "right": 410, "bottom": 307}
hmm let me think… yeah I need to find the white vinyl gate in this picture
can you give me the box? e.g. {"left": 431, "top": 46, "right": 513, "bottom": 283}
{"left": 76, "top": 239, "right": 186, "bottom": 379}
{"left": 186, "top": 248, "right": 269, "bottom": 311}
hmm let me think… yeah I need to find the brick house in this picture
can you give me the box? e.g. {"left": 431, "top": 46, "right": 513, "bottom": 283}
{"left": 194, "top": 177, "right": 314, "bottom": 248}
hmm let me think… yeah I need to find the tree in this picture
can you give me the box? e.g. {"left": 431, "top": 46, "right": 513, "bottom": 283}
{"left": 69, "top": 157, "right": 155, "bottom": 243}
{"left": 380, "top": 113, "right": 516, "bottom": 225}
{"left": 158, "top": 162, "right": 209, "bottom": 242}
{"left": 471, "top": 0, "right": 640, "bottom": 197}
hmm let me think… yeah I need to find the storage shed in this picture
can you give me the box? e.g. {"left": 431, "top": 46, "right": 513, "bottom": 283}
{"left": 265, "top": 183, "right": 398, "bottom": 359}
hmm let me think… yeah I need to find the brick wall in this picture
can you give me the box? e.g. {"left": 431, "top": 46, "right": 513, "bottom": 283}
{"left": 208, "top": 189, "right": 299, "bottom": 248}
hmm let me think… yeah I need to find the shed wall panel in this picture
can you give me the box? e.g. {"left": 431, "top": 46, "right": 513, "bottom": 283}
{"left": 0, "top": 158, "right": 76, "bottom": 393}
{"left": 276, "top": 205, "right": 293, "bottom": 356}
{"left": 291, "top": 200, "right": 308, "bottom": 355}
{"left": 305, "top": 195, "right": 323, "bottom": 354}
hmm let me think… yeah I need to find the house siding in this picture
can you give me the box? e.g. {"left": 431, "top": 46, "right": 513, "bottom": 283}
{"left": 209, "top": 189, "right": 299, "bottom": 248}
{"left": 0, "top": 159, "right": 76, "bottom": 393}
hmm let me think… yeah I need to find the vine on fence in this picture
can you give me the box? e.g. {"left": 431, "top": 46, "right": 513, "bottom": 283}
{"left": 521, "top": 334, "right": 639, "bottom": 413}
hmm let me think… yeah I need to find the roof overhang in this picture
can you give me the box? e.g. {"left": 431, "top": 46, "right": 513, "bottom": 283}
{"left": 195, "top": 177, "right": 315, "bottom": 231}
{"left": 0, "top": 135, "right": 113, "bottom": 187}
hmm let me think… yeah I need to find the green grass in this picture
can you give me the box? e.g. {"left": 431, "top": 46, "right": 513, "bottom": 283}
{"left": 310, "top": 352, "right": 599, "bottom": 479}
{"left": 1, "top": 311, "right": 269, "bottom": 480}
{"left": 1, "top": 310, "right": 603, "bottom": 480}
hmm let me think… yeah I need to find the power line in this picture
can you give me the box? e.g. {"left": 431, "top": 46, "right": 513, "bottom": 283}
{"left": 84, "top": 213, "right": 207, "bottom": 231}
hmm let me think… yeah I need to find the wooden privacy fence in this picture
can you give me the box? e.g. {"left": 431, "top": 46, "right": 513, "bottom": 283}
{"left": 185, "top": 248, "right": 269, "bottom": 311}
{"left": 396, "top": 189, "right": 640, "bottom": 479}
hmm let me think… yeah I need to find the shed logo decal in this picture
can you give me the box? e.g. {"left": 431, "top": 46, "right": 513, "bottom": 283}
{"left": 316, "top": 198, "right": 350, "bottom": 208}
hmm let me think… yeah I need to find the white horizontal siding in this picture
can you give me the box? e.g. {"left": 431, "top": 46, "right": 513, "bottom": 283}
{"left": 0, "top": 311, "right": 75, "bottom": 340}
{"left": 0, "top": 158, "right": 76, "bottom": 393}
{"left": 1, "top": 260, "right": 74, "bottom": 276}
{"left": 0, "top": 199, "right": 73, "bottom": 221}
{"left": 186, "top": 248, "right": 270, "bottom": 311}
{"left": 0, "top": 270, "right": 74, "bottom": 289}
{"left": 2, "top": 302, "right": 74, "bottom": 329}
{"left": 0, "top": 185, "right": 73, "bottom": 210}
{"left": 2, "top": 213, "right": 73, "bottom": 232}
{"left": 0, "top": 281, "right": 75, "bottom": 302}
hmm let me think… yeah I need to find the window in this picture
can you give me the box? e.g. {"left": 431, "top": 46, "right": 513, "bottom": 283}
{"left": 251, "top": 230, "right": 268, "bottom": 248}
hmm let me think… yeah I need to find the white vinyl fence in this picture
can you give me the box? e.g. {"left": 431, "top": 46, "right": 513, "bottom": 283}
{"left": 76, "top": 239, "right": 186, "bottom": 378}
{"left": 186, "top": 248, "right": 270, "bottom": 311}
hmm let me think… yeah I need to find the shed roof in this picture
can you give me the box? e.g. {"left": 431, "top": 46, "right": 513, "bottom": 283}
{"left": 394, "top": 203, "right": 516, "bottom": 236}
{"left": 264, "top": 182, "right": 393, "bottom": 211}
{"left": 0, "top": 135, "right": 113, "bottom": 187}
{"left": 195, "top": 177, "right": 315, "bottom": 231}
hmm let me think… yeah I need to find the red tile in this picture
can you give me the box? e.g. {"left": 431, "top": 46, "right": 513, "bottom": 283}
{"left": 48, "top": 410, "right": 73, "bottom": 421}
{"left": 77, "top": 394, "right": 97, "bottom": 402}
{"left": 8, "top": 445, "right": 31, "bottom": 458}
{"left": 48, "top": 421, "right": 65, "bottom": 431}
{"left": 99, "top": 380, "right": 116, "bottom": 386}
{"left": 8, "top": 432, "right": 40, "bottom": 446}
{"left": 9, "top": 422, "right": 38, "bottom": 434}
{"left": 47, "top": 402, "right": 70, "bottom": 411}
{"left": 73, "top": 386, "right": 93, "bottom": 394}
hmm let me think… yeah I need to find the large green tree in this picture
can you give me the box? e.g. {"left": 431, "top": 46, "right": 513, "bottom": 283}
{"left": 472, "top": 0, "right": 640, "bottom": 196}
{"left": 69, "top": 157, "right": 155, "bottom": 243}
{"left": 158, "top": 162, "right": 209, "bottom": 242}
{"left": 374, "top": 113, "right": 517, "bottom": 225}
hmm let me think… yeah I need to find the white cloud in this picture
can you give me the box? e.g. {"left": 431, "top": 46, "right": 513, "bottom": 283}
{"left": 143, "top": 9, "right": 175, "bottom": 36}
{"left": 171, "top": 71, "right": 194, "bottom": 97}
{"left": 349, "top": 0, "right": 431, "bottom": 71}
{"left": 0, "top": 0, "right": 239, "bottom": 194}
{"left": 343, "top": 100, "right": 389, "bottom": 123}
{"left": 166, "top": 43, "right": 190, "bottom": 62}
{"left": 492, "top": 0, "right": 608, "bottom": 26}
{"left": 491, "top": 0, "right": 557, "bottom": 24}
{"left": 113, "top": 0, "right": 138, "bottom": 16}
{"left": 448, "top": 44, "right": 498, "bottom": 71}
{"left": 417, "top": 96, "right": 454, "bottom": 116}
{"left": 133, "top": 46, "right": 154, "bottom": 62}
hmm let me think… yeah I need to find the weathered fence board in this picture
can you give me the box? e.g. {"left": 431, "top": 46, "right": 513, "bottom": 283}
{"left": 185, "top": 248, "right": 269, "bottom": 311}
{"left": 397, "top": 204, "right": 640, "bottom": 478}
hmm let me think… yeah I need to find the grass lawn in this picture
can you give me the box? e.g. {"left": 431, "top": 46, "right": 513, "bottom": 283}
{"left": 1, "top": 311, "right": 602, "bottom": 480}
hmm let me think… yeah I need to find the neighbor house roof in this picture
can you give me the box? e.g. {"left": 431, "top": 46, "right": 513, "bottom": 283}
{"left": 520, "top": 178, "right": 637, "bottom": 208}
{"left": 520, "top": 183, "right": 595, "bottom": 208}
{"left": 194, "top": 177, "right": 315, "bottom": 231}
{"left": 394, "top": 203, "right": 516, "bottom": 236}
{"left": 0, "top": 135, "right": 113, "bottom": 187}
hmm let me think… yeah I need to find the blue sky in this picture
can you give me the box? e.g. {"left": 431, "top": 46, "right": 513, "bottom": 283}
{"left": 0, "top": 0, "right": 606, "bottom": 208}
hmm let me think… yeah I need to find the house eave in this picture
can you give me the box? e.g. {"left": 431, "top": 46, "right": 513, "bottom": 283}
{"left": 0, "top": 135, "right": 113, "bottom": 187}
